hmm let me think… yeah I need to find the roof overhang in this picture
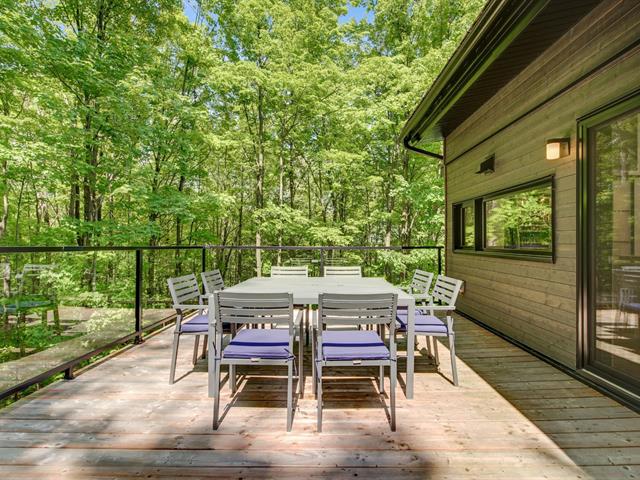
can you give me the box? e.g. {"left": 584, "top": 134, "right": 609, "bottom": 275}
{"left": 401, "top": 0, "right": 604, "bottom": 154}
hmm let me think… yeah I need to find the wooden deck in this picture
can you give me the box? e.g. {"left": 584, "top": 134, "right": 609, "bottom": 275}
{"left": 0, "top": 315, "right": 639, "bottom": 479}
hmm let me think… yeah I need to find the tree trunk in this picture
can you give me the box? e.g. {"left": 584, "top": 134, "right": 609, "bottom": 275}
{"left": 0, "top": 158, "right": 8, "bottom": 240}
{"left": 255, "top": 86, "right": 265, "bottom": 277}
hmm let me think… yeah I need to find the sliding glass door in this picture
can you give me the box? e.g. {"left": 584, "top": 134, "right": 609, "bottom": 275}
{"left": 584, "top": 95, "right": 640, "bottom": 394}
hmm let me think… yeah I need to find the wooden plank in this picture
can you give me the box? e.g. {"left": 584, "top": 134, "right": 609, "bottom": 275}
{"left": 0, "top": 316, "right": 638, "bottom": 479}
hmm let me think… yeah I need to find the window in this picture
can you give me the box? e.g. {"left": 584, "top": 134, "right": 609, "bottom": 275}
{"left": 484, "top": 182, "right": 553, "bottom": 254}
{"left": 453, "top": 177, "right": 554, "bottom": 261}
{"left": 453, "top": 202, "right": 475, "bottom": 249}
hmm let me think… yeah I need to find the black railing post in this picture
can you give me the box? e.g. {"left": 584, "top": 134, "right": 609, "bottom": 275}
{"left": 437, "top": 247, "right": 443, "bottom": 275}
{"left": 319, "top": 248, "right": 325, "bottom": 276}
{"left": 134, "top": 249, "right": 143, "bottom": 344}
{"left": 201, "top": 247, "right": 207, "bottom": 272}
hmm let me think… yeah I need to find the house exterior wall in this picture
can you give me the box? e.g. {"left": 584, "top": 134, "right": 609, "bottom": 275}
{"left": 445, "top": 0, "right": 640, "bottom": 368}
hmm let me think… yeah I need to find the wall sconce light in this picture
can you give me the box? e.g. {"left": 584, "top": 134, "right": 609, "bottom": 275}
{"left": 546, "top": 138, "right": 570, "bottom": 160}
{"left": 476, "top": 154, "right": 495, "bottom": 174}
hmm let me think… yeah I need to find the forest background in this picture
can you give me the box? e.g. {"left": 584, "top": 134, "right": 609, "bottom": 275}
{"left": 0, "top": 0, "right": 484, "bottom": 291}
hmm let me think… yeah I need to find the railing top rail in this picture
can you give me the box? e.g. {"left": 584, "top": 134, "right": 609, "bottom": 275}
{"left": 0, "top": 244, "right": 444, "bottom": 254}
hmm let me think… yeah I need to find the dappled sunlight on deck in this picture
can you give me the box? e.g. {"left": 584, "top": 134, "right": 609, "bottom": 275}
{"left": 0, "top": 315, "right": 638, "bottom": 479}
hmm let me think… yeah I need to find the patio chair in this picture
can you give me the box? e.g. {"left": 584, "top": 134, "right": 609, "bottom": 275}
{"left": 403, "top": 269, "right": 434, "bottom": 305}
{"left": 271, "top": 265, "right": 309, "bottom": 277}
{"left": 323, "top": 266, "right": 362, "bottom": 277}
{"left": 314, "top": 292, "right": 398, "bottom": 432}
{"left": 396, "top": 274, "right": 463, "bottom": 386}
{"left": 201, "top": 269, "right": 225, "bottom": 295}
{"left": 167, "top": 273, "right": 209, "bottom": 384}
{"left": 210, "top": 291, "right": 301, "bottom": 431}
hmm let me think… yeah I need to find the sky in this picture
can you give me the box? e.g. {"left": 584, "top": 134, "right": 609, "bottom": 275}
{"left": 182, "top": 1, "right": 374, "bottom": 24}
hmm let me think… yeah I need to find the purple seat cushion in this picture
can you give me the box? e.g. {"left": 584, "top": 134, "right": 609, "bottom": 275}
{"left": 189, "top": 313, "right": 208, "bottom": 323}
{"left": 321, "top": 330, "right": 389, "bottom": 361}
{"left": 623, "top": 303, "right": 640, "bottom": 313}
{"left": 396, "top": 310, "right": 448, "bottom": 334}
{"left": 223, "top": 329, "right": 292, "bottom": 360}
{"left": 180, "top": 315, "right": 209, "bottom": 333}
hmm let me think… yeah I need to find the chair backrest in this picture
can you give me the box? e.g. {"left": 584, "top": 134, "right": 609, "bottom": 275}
{"left": 201, "top": 269, "right": 225, "bottom": 294}
{"left": 317, "top": 293, "right": 397, "bottom": 356}
{"left": 167, "top": 273, "right": 201, "bottom": 309}
{"left": 431, "top": 275, "right": 463, "bottom": 306}
{"left": 271, "top": 265, "right": 309, "bottom": 277}
{"left": 410, "top": 269, "right": 433, "bottom": 294}
{"left": 212, "top": 291, "right": 295, "bottom": 350}
{"left": 318, "top": 293, "right": 397, "bottom": 329}
{"left": 323, "top": 266, "right": 362, "bottom": 277}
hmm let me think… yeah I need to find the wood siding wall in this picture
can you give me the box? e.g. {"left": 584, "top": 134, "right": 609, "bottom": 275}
{"left": 445, "top": 0, "right": 640, "bottom": 368}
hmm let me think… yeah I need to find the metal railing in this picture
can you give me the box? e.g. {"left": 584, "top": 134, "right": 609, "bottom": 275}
{"left": 0, "top": 244, "right": 443, "bottom": 400}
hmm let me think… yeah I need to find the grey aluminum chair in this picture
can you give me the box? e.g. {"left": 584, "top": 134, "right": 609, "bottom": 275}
{"left": 270, "top": 265, "right": 309, "bottom": 277}
{"left": 396, "top": 274, "right": 463, "bottom": 386}
{"left": 313, "top": 293, "right": 398, "bottom": 432}
{"left": 403, "top": 269, "right": 434, "bottom": 305}
{"left": 167, "top": 274, "right": 209, "bottom": 384}
{"left": 323, "top": 266, "right": 362, "bottom": 277}
{"left": 210, "top": 291, "right": 302, "bottom": 432}
{"left": 201, "top": 269, "right": 225, "bottom": 295}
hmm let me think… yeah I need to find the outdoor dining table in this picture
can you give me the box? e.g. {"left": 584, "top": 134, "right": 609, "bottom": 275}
{"left": 207, "top": 276, "right": 417, "bottom": 399}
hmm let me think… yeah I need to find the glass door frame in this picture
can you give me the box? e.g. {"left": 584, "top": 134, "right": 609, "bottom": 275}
{"left": 577, "top": 88, "right": 640, "bottom": 395}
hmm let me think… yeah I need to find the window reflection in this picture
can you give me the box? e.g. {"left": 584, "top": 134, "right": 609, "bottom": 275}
{"left": 484, "top": 184, "right": 552, "bottom": 252}
{"left": 591, "top": 107, "right": 640, "bottom": 387}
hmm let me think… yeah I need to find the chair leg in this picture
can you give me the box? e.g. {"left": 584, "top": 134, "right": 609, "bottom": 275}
{"left": 390, "top": 360, "right": 396, "bottom": 432}
{"left": 311, "top": 331, "right": 317, "bottom": 397}
{"left": 304, "top": 308, "right": 309, "bottom": 346}
{"left": 202, "top": 335, "right": 208, "bottom": 359}
{"left": 449, "top": 332, "right": 459, "bottom": 386}
{"left": 425, "top": 336, "right": 432, "bottom": 359}
{"left": 212, "top": 357, "right": 222, "bottom": 430}
{"left": 287, "top": 360, "right": 293, "bottom": 432}
{"left": 169, "top": 332, "right": 180, "bottom": 384}
{"left": 230, "top": 364, "right": 237, "bottom": 394}
{"left": 316, "top": 363, "right": 323, "bottom": 432}
{"left": 298, "top": 329, "right": 304, "bottom": 396}
{"left": 192, "top": 335, "right": 200, "bottom": 365}
{"left": 379, "top": 364, "right": 385, "bottom": 393}
{"left": 433, "top": 337, "right": 440, "bottom": 367}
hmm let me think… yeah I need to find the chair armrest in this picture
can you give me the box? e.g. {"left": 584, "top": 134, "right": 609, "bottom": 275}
{"left": 412, "top": 293, "right": 432, "bottom": 301}
{"left": 417, "top": 305, "right": 456, "bottom": 312}
{"left": 200, "top": 291, "right": 222, "bottom": 300}
{"left": 173, "top": 304, "right": 208, "bottom": 311}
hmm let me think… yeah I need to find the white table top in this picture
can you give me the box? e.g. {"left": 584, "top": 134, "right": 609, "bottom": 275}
{"left": 224, "top": 276, "right": 415, "bottom": 306}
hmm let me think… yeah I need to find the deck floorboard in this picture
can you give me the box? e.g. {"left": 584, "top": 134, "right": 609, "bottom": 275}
{"left": 1, "top": 314, "right": 639, "bottom": 479}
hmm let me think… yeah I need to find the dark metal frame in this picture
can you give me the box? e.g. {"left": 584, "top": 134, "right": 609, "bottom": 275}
{"left": 0, "top": 244, "right": 443, "bottom": 400}
{"left": 576, "top": 89, "right": 640, "bottom": 398}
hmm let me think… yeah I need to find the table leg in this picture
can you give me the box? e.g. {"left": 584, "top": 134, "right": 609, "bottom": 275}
{"left": 406, "top": 302, "right": 415, "bottom": 399}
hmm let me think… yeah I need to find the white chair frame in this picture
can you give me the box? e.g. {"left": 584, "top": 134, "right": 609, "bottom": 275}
{"left": 201, "top": 269, "right": 225, "bottom": 295}
{"left": 313, "top": 293, "right": 397, "bottom": 432}
{"left": 399, "top": 274, "right": 463, "bottom": 386}
{"left": 404, "top": 269, "right": 434, "bottom": 305}
{"left": 270, "top": 265, "right": 309, "bottom": 277}
{"left": 323, "top": 266, "right": 362, "bottom": 277}
{"left": 167, "top": 273, "right": 208, "bottom": 384}
{"left": 210, "top": 291, "right": 302, "bottom": 431}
